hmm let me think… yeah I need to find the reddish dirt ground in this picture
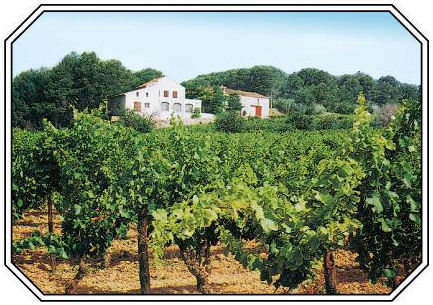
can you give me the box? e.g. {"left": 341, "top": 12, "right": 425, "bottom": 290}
{"left": 12, "top": 210, "right": 392, "bottom": 295}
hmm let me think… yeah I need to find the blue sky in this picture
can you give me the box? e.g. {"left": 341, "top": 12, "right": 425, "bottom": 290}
{"left": 13, "top": 12, "right": 421, "bottom": 84}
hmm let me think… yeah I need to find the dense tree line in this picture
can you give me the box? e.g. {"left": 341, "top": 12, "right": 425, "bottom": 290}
{"left": 12, "top": 52, "right": 162, "bottom": 129}
{"left": 13, "top": 51, "right": 420, "bottom": 128}
{"left": 182, "top": 66, "right": 420, "bottom": 114}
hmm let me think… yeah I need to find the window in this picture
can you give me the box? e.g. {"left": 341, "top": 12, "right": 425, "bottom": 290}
{"left": 173, "top": 103, "right": 181, "bottom": 113}
{"left": 164, "top": 90, "right": 169, "bottom": 97}
{"left": 136, "top": 91, "right": 139, "bottom": 97}
{"left": 173, "top": 91, "right": 178, "bottom": 98}
{"left": 161, "top": 102, "right": 169, "bottom": 111}
{"left": 144, "top": 103, "right": 150, "bottom": 108}
{"left": 185, "top": 104, "right": 193, "bottom": 113}
{"left": 134, "top": 102, "right": 141, "bottom": 112}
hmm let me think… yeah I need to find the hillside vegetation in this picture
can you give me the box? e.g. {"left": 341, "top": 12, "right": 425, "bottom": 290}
{"left": 12, "top": 52, "right": 162, "bottom": 129}
{"left": 12, "top": 52, "right": 419, "bottom": 129}
{"left": 182, "top": 66, "right": 420, "bottom": 115}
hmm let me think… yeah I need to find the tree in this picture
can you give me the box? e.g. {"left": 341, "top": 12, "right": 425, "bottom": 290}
{"left": 355, "top": 72, "right": 374, "bottom": 100}
{"left": 272, "top": 98, "right": 295, "bottom": 114}
{"left": 182, "top": 79, "right": 212, "bottom": 99}
{"left": 371, "top": 76, "right": 401, "bottom": 105}
{"left": 14, "top": 53, "right": 420, "bottom": 128}
{"left": 399, "top": 83, "right": 420, "bottom": 101}
{"left": 182, "top": 65, "right": 286, "bottom": 97}
{"left": 249, "top": 65, "right": 286, "bottom": 96}
{"left": 12, "top": 68, "right": 72, "bottom": 129}
{"left": 49, "top": 52, "right": 125, "bottom": 111}
{"left": 12, "top": 51, "right": 162, "bottom": 129}
{"left": 210, "top": 86, "right": 227, "bottom": 114}
{"left": 294, "top": 87, "right": 315, "bottom": 114}
{"left": 338, "top": 74, "right": 364, "bottom": 104}
{"left": 313, "top": 82, "right": 339, "bottom": 111}
{"left": 296, "top": 68, "right": 336, "bottom": 87}
{"left": 280, "top": 73, "right": 303, "bottom": 99}
{"left": 226, "top": 94, "right": 242, "bottom": 112}
{"left": 182, "top": 83, "right": 225, "bottom": 114}
{"left": 131, "top": 68, "right": 164, "bottom": 89}
{"left": 183, "top": 66, "right": 417, "bottom": 116}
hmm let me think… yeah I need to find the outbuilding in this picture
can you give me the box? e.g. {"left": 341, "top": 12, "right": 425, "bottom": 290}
{"left": 221, "top": 86, "right": 270, "bottom": 118}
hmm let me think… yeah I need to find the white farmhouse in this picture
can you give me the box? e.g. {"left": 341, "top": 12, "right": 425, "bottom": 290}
{"left": 110, "top": 76, "right": 202, "bottom": 119}
{"left": 221, "top": 86, "right": 270, "bottom": 118}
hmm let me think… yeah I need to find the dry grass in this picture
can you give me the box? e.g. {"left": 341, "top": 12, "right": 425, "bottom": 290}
{"left": 269, "top": 108, "right": 284, "bottom": 117}
{"left": 12, "top": 210, "right": 392, "bottom": 295}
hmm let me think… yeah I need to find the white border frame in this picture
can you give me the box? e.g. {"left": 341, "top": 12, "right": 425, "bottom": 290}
{"left": 3, "top": 3, "right": 429, "bottom": 302}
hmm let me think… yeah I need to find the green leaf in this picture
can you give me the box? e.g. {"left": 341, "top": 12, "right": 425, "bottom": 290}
{"left": 281, "top": 223, "right": 292, "bottom": 233}
{"left": 379, "top": 218, "right": 392, "bottom": 232}
{"left": 383, "top": 268, "right": 396, "bottom": 279}
{"left": 151, "top": 209, "right": 168, "bottom": 223}
{"left": 409, "top": 213, "right": 420, "bottom": 224}
{"left": 295, "top": 254, "right": 303, "bottom": 266}
{"left": 308, "top": 236, "right": 320, "bottom": 251}
{"left": 407, "top": 195, "right": 420, "bottom": 213}
{"left": 260, "top": 218, "right": 278, "bottom": 233}
{"left": 338, "top": 165, "right": 354, "bottom": 178}
{"left": 116, "top": 223, "right": 128, "bottom": 237}
{"left": 295, "top": 198, "right": 307, "bottom": 212}
{"left": 251, "top": 201, "right": 265, "bottom": 221}
{"left": 366, "top": 193, "right": 383, "bottom": 213}
{"left": 181, "top": 228, "right": 195, "bottom": 238}
{"left": 74, "top": 204, "right": 82, "bottom": 215}
{"left": 119, "top": 209, "right": 132, "bottom": 219}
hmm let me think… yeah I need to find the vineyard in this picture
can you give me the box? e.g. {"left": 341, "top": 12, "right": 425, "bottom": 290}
{"left": 11, "top": 95, "right": 422, "bottom": 294}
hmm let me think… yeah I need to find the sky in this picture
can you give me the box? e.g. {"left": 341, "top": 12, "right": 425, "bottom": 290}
{"left": 12, "top": 11, "right": 421, "bottom": 84}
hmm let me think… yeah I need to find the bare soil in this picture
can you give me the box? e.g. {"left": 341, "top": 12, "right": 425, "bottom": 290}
{"left": 12, "top": 210, "right": 392, "bottom": 295}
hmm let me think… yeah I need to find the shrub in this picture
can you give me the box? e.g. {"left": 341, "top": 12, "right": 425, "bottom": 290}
{"left": 312, "top": 104, "right": 327, "bottom": 115}
{"left": 107, "top": 96, "right": 126, "bottom": 116}
{"left": 291, "top": 102, "right": 308, "bottom": 114}
{"left": 311, "top": 113, "right": 355, "bottom": 130}
{"left": 327, "top": 102, "right": 356, "bottom": 114}
{"left": 286, "top": 111, "right": 312, "bottom": 130}
{"left": 215, "top": 111, "right": 245, "bottom": 133}
{"left": 119, "top": 110, "right": 155, "bottom": 133}
{"left": 312, "top": 114, "right": 335, "bottom": 130}
{"left": 332, "top": 115, "right": 355, "bottom": 129}
{"left": 191, "top": 107, "right": 201, "bottom": 119}
{"left": 240, "top": 112, "right": 354, "bottom": 132}
{"left": 371, "top": 103, "right": 399, "bottom": 127}
{"left": 273, "top": 98, "right": 295, "bottom": 114}
{"left": 243, "top": 116, "right": 293, "bottom": 133}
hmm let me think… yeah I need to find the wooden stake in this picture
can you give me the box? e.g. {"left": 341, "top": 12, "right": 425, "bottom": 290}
{"left": 48, "top": 200, "right": 56, "bottom": 272}
{"left": 324, "top": 250, "right": 338, "bottom": 294}
{"left": 137, "top": 208, "right": 151, "bottom": 294}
